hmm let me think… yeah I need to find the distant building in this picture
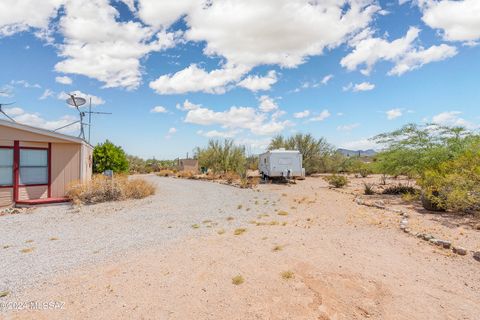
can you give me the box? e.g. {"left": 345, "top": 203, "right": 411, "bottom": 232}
{"left": 177, "top": 158, "right": 198, "bottom": 172}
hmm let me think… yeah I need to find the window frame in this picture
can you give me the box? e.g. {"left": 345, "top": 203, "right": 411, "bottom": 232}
{"left": 18, "top": 147, "right": 49, "bottom": 187}
{"left": 0, "top": 146, "right": 14, "bottom": 188}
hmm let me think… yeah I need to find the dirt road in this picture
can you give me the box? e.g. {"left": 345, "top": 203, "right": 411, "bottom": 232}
{"left": 2, "top": 177, "right": 479, "bottom": 319}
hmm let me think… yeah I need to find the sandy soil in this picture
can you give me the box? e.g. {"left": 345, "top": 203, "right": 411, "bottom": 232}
{"left": 3, "top": 177, "right": 480, "bottom": 320}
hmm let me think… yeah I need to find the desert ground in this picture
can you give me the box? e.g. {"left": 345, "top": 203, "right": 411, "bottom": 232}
{"left": 1, "top": 175, "right": 479, "bottom": 319}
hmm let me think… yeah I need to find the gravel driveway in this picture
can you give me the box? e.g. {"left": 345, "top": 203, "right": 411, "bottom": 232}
{"left": 0, "top": 176, "right": 279, "bottom": 296}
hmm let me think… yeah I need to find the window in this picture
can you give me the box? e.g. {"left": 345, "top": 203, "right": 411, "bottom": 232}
{"left": 20, "top": 149, "right": 48, "bottom": 185}
{"left": 0, "top": 148, "right": 13, "bottom": 186}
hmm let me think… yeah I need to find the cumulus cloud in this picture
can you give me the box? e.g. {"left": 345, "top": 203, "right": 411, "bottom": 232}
{"left": 431, "top": 111, "right": 477, "bottom": 129}
{"left": 11, "top": 80, "right": 41, "bottom": 89}
{"left": 237, "top": 70, "right": 278, "bottom": 92}
{"left": 341, "top": 26, "right": 457, "bottom": 76}
{"left": 165, "top": 127, "right": 177, "bottom": 139}
{"left": 55, "top": 76, "right": 72, "bottom": 85}
{"left": 57, "top": 90, "right": 105, "bottom": 106}
{"left": 340, "top": 138, "right": 378, "bottom": 151}
{"left": 419, "top": 0, "right": 480, "bottom": 44}
{"left": 321, "top": 74, "right": 334, "bottom": 85}
{"left": 258, "top": 95, "right": 278, "bottom": 113}
{"left": 386, "top": 108, "right": 403, "bottom": 120}
{"left": 150, "top": 106, "right": 167, "bottom": 113}
{"left": 293, "top": 110, "right": 310, "bottom": 119}
{"left": 310, "top": 110, "right": 331, "bottom": 122}
{"left": 181, "top": 0, "right": 379, "bottom": 68}
{"left": 176, "top": 99, "right": 201, "bottom": 111}
{"left": 150, "top": 64, "right": 248, "bottom": 95}
{"left": 343, "top": 82, "right": 375, "bottom": 92}
{"left": 184, "top": 101, "right": 291, "bottom": 136}
{"left": 3, "top": 107, "right": 79, "bottom": 133}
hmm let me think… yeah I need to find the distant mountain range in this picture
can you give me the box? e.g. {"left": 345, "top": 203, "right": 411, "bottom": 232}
{"left": 337, "top": 148, "right": 377, "bottom": 157}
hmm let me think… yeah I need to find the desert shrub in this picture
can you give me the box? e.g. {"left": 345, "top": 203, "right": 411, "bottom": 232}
{"left": 363, "top": 183, "right": 375, "bottom": 195}
{"left": 93, "top": 140, "right": 129, "bottom": 174}
{"left": 419, "top": 143, "right": 480, "bottom": 213}
{"left": 157, "top": 169, "right": 175, "bottom": 177}
{"left": 66, "top": 175, "right": 155, "bottom": 205}
{"left": 324, "top": 175, "right": 349, "bottom": 188}
{"left": 195, "top": 139, "right": 246, "bottom": 175}
{"left": 359, "top": 167, "right": 372, "bottom": 178}
{"left": 383, "top": 184, "right": 418, "bottom": 195}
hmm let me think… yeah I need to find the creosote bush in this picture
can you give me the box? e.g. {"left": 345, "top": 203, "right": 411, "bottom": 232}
{"left": 382, "top": 184, "right": 418, "bottom": 195}
{"left": 324, "top": 175, "right": 349, "bottom": 188}
{"left": 66, "top": 175, "right": 155, "bottom": 205}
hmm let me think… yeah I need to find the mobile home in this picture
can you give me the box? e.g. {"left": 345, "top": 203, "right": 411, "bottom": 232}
{"left": 0, "top": 119, "right": 93, "bottom": 207}
{"left": 259, "top": 149, "right": 305, "bottom": 180}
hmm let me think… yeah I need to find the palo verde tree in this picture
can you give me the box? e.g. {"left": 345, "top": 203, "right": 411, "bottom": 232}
{"left": 195, "top": 139, "right": 247, "bottom": 175}
{"left": 93, "top": 140, "right": 129, "bottom": 173}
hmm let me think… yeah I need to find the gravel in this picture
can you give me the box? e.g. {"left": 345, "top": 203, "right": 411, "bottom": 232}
{"left": 0, "top": 176, "right": 280, "bottom": 296}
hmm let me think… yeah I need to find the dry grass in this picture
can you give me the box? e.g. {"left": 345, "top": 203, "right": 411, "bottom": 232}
{"left": 277, "top": 210, "right": 289, "bottom": 216}
{"left": 157, "top": 169, "right": 175, "bottom": 177}
{"left": 176, "top": 171, "right": 195, "bottom": 179}
{"left": 237, "top": 204, "right": 243, "bottom": 210}
{"left": 281, "top": 271, "right": 294, "bottom": 280}
{"left": 66, "top": 175, "right": 155, "bottom": 205}
{"left": 226, "top": 216, "right": 234, "bottom": 221}
{"left": 272, "top": 245, "right": 283, "bottom": 252}
{"left": 25, "top": 239, "right": 34, "bottom": 243}
{"left": 217, "top": 229, "right": 226, "bottom": 235}
{"left": 20, "top": 247, "right": 35, "bottom": 254}
{"left": 49, "top": 237, "right": 59, "bottom": 241}
{"left": 0, "top": 290, "right": 9, "bottom": 298}
{"left": 191, "top": 224, "right": 200, "bottom": 229}
{"left": 232, "top": 275, "right": 244, "bottom": 285}
{"left": 234, "top": 228, "right": 247, "bottom": 235}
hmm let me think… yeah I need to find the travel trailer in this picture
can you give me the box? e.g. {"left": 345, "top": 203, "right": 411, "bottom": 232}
{"left": 259, "top": 149, "right": 305, "bottom": 180}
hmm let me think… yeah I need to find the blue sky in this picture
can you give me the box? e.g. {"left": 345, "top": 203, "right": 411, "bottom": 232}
{"left": 0, "top": 0, "right": 479, "bottom": 159}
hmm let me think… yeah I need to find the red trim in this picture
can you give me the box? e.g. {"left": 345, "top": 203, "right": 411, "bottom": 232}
{"left": 0, "top": 186, "right": 13, "bottom": 189}
{"left": 19, "top": 147, "right": 48, "bottom": 150}
{"left": 0, "top": 146, "right": 14, "bottom": 149}
{"left": 18, "top": 184, "right": 48, "bottom": 187}
{"left": 48, "top": 143, "right": 52, "bottom": 197}
{"left": 13, "top": 141, "right": 19, "bottom": 202}
{"left": 15, "top": 197, "right": 70, "bottom": 205}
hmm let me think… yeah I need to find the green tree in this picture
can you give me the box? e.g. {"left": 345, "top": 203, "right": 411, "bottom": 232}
{"left": 195, "top": 139, "right": 246, "bottom": 175}
{"left": 93, "top": 140, "right": 129, "bottom": 173}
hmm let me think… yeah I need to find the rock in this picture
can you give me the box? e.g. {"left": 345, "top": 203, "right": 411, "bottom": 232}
{"left": 429, "top": 238, "right": 439, "bottom": 245}
{"left": 400, "top": 224, "right": 407, "bottom": 230}
{"left": 401, "top": 219, "right": 409, "bottom": 225}
{"left": 417, "top": 233, "right": 425, "bottom": 239}
{"left": 474, "top": 224, "right": 480, "bottom": 231}
{"left": 473, "top": 252, "right": 480, "bottom": 262}
{"left": 404, "top": 228, "right": 411, "bottom": 234}
{"left": 452, "top": 246, "right": 467, "bottom": 256}
{"left": 437, "top": 240, "right": 452, "bottom": 249}
{"left": 423, "top": 234, "right": 434, "bottom": 241}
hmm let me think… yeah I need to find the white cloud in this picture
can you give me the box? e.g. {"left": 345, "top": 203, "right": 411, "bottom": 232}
{"left": 39, "top": 89, "right": 54, "bottom": 100}
{"left": 54, "top": 0, "right": 176, "bottom": 89}
{"left": 337, "top": 123, "right": 360, "bottom": 131}
{"left": 184, "top": 102, "right": 291, "bottom": 136}
{"left": 150, "top": 106, "right": 167, "bottom": 113}
{"left": 341, "top": 26, "right": 457, "bottom": 76}
{"left": 176, "top": 99, "right": 201, "bottom": 111}
{"left": 57, "top": 90, "right": 105, "bottom": 106}
{"left": 150, "top": 64, "right": 248, "bottom": 95}
{"left": 419, "top": 0, "right": 480, "bottom": 43}
{"left": 197, "top": 129, "right": 238, "bottom": 139}
{"left": 386, "top": 108, "right": 403, "bottom": 120}
{"left": 180, "top": 0, "right": 379, "bottom": 68}
{"left": 237, "top": 70, "right": 277, "bottom": 92}
{"left": 4, "top": 107, "right": 79, "bottom": 133}
{"left": 310, "top": 110, "right": 331, "bottom": 122}
{"left": 340, "top": 138, "right": 378, "bottom": 151}
{"left": 321, "top": 74, "right": 334, "bottom": 85}
{"left": 0, "top": 85, "right": 14, "bottom": 97}
{"left": 55, "top": 76, "right": 73, "bottom": 85}
{"left": 11, "top": 80, "right": 41, "bottom": 89}
{"left": 0, "top": 0, "right": 62, "bottom": 37}
{"left": 431, "top": 111, "right": 477, "bottom": 129}
{"left": 343, "top": 82, "right": 375, "bottom": 92}
{"left": 165, "top": 127, "right": 177, "bottom": 139}
{"left": 258, "top": 95, "right": 278, "bottom": 113}
{"left": 293, "top": 110, "right": 310, "bottom": 119}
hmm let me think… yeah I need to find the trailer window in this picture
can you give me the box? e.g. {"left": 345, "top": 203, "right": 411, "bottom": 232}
{"left": 20, "top": 149, "right": 48, "bottom": 185}
{"left": 0, "top": 148, "right": 13, "bottom": 186}
{"left": 279, "top": 158, "right": 292, "bottom": 165}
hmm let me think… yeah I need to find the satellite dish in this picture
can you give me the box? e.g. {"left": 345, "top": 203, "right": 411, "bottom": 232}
{"left": 66, "top": 96, "right": 86, "bottom": 108}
